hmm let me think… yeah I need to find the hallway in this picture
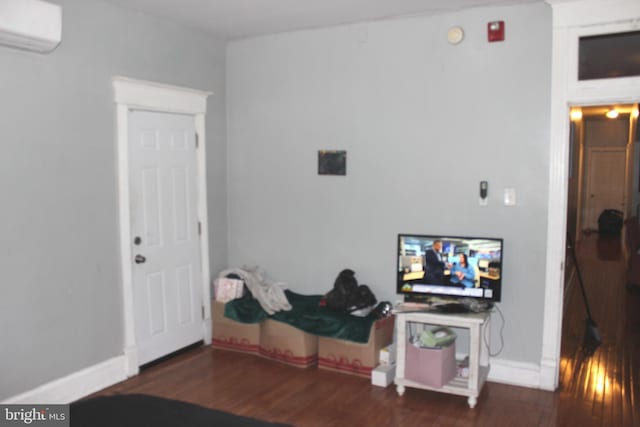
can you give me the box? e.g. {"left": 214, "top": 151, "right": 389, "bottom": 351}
{"left": 559, "top": 234, "right": 640, "bottom": 426}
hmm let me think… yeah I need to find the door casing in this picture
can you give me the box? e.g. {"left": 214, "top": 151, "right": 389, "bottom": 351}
{"left": 545, "top": 0, "right": 640, "bottom": 391}
{"left": 113, "top": 76, "right": 212, "bottom": 376}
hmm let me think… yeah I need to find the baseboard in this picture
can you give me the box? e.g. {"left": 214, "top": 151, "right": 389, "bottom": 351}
{"left": 0, "top": 353, "right": 553, "bottom": 403}
{"left": 487, "top": 358, "right": 544, "bottom": 389}
{"left": 538, "top": 356, "right": 559, "bottom": 391}
{"left": 2, "top": 356, "right": 127, "bottom": 404}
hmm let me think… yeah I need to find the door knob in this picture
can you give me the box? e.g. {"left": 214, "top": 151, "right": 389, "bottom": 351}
{"left": 134, "top": 254, "right": 146, "bottom": 264}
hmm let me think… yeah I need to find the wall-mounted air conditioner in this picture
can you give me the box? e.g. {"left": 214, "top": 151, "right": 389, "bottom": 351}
{"left": 0, "top": 0, "right": 62, "bottom": 53}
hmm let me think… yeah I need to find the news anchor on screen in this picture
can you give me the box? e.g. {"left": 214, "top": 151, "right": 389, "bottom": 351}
{"left": 424, "top": 240, "right": 445, "bottom": 285}
{"left": 449, "top": 253, "right": 476, "bottom": 288}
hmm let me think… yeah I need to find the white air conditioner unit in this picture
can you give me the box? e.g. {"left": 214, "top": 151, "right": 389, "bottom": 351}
{"left": 0, "top": 0, "right": 62, "bottom": 53}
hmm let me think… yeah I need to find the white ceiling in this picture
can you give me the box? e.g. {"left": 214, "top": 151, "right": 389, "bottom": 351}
{"left": 101, "top": 0, "right": 545, "bottom": 40}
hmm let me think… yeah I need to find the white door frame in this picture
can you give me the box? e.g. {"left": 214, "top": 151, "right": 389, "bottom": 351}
{"left": 542, "top": 0, "right": 640, "bottom": 390}
{"left": 112, "top": 76, "right": 213, "bottom": 376}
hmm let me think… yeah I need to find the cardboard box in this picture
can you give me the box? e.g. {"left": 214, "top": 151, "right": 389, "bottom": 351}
{"left": 211, "top": 300, "right": 260, "bottom": 355}
{"left": 318, "top": 315, "right": 395, "bottom": 378}
{"left": 371, "top": 364, "right": 396, "bottom": 387}
{"left": 259, "top": 319, "right": 318, "bottom": 368}
{"left": 405, "top": 341, "right": 456, "bottom": 388}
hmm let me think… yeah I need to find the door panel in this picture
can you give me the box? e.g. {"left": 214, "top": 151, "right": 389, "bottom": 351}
{"left": 583, "top": 147, "right": 627, "bottom": 231}
{"left": 176, "top": 265, "right": 194, "bottom": 325}
{"left": 129, "top": 110, "right": 203, "bottom": 365}
{"left": 142, "top": 168, "right": 163, "bottom": 247}
{"left": 147, "top": 272, "right": 166, "bottom": 336}
{"left": 171, "top": 167, "right": 190, "bottom": 242}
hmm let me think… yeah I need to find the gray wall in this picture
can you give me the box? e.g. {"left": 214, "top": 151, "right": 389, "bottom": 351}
{"left": 227, "top": 3, "right": 551, "bottom": 365}
{"left": 0, "top": 0, "right": 226, "bottom": 400}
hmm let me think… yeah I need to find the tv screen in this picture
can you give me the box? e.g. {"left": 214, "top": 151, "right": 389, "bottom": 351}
{"left": 397, "top": 234, "right": 503, "bottom": 302}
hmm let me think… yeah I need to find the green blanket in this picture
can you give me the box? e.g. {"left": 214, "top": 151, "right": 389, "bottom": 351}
{"left": 224, "top": 290, "right": 377, "bottom": 344}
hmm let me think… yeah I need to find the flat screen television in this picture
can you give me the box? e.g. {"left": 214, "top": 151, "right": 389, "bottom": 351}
{"left": 397, "top": 234, "right": 503, "bottom": 303}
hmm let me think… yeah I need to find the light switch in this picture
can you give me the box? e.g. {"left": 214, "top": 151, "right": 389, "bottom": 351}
{"left": 504, "top": 188, "right": 516, "bottom": 206}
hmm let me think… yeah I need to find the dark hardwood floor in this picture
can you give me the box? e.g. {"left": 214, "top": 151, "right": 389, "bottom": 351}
{"left": 90, "top": 235, "right": 639, "bottom": 426}
{"left": 558, "top": 234, "right": 640, "bottom": 427}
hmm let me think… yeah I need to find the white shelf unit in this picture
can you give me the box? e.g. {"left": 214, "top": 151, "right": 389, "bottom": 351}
{"left": 394, "top": 310, "right": 491, "bottom": 408}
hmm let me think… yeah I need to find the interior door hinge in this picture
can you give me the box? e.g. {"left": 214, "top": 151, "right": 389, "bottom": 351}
{"left": 195, "top": 133, "right": 199, "bottom": 148}
{"left": 198, "top": 221, "right": 202, "bottom": 236}
{"left": 201, "top": 305, "right": 205, "bottom": 319}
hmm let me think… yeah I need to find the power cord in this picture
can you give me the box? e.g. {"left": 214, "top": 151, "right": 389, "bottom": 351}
{"left": 484, "top": 303, "right": 505, "bottom": 357}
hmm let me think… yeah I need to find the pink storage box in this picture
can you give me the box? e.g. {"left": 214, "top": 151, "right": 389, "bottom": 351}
{"left": 214, "top": 277, "right": 244, "bottom": 302}
{"left": 405, "top": 342, "right": 456, "bottom": 388}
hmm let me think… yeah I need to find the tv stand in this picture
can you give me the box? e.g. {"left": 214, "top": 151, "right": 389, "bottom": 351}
{"left": 394, "top": 310, "right": 490, "bottom": 408}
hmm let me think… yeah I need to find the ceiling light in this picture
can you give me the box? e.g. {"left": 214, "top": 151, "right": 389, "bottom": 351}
{"left": 606, "top": 109, "right": 619, "bottom": 119}
{"left": 570, "top": 109, "right": 582, "bottom": 120}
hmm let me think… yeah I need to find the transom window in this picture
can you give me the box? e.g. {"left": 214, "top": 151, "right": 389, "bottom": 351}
{"left": 579, "top": 30, "right": 640, "bottom": 80}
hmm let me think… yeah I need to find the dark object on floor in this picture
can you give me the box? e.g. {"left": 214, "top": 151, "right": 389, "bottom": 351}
{"left": 567, "top": 232, "right": 602, "bottom": 355}
{"left": 598, "top": 209, "right": 623, "bottom": 236}
{"left": 70, "top": 394, "right": 293, "bottom": 427}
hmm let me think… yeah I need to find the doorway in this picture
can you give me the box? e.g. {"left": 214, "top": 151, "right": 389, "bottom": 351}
{"left": 566, "top": 104, "right": 639, "bottom": 240}
{"left": 128, "top": 110, "right": 204, "bottom": 365}
{"left": 544, "top": 2, "right": 640, "bottom": 391}
{"left": 113, "top": 77, "right": 213, "bottom": 376}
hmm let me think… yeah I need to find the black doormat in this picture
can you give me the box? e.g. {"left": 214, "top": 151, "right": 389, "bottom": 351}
{"left": 70, "top": 394, "right": 293, "bottom": 427}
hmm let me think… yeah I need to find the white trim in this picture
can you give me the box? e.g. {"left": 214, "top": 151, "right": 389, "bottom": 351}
{"left": 566, "top": 20, "right": 640, "bottom": 104}
{"left": 543, "top": 0, "right": 640, "bottom": 391}
{"left": 539, "top": 356, "right": 560, "bottom": 391}
{"left": 195, "top": 113, "right": 212, "bottom": 341}
{"left": 112, "top": 77, "right": 213, "bottom": 372}
{"left": 112, "top": 76, "right": 211, "bottom": 114}
{"left": 548, "top": 0, "right": 640, "bottom": 29}
{"left": 2, "top": 356, "right": 127, "bottom": 404}
{"left": 488, "top": 359, "right": 546, "bottom": 390}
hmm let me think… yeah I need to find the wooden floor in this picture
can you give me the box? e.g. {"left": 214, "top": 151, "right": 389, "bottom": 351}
{"left": 558, "top": 234, "right": 640, "bottom": 427}
{"left": 91, "top": 236, "right": 640, "bottom": 426}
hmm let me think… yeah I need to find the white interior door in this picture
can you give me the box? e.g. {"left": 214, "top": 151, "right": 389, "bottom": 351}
{"left": 583, "top": 147, "right": 627, "bottom": 231}
{"left": 128, "top": 110, "right": 203, "bottom": 365}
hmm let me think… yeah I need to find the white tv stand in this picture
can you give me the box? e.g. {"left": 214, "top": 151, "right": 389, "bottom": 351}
{"left": 394, "top": 310, "right": 491, "bottom": 408}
